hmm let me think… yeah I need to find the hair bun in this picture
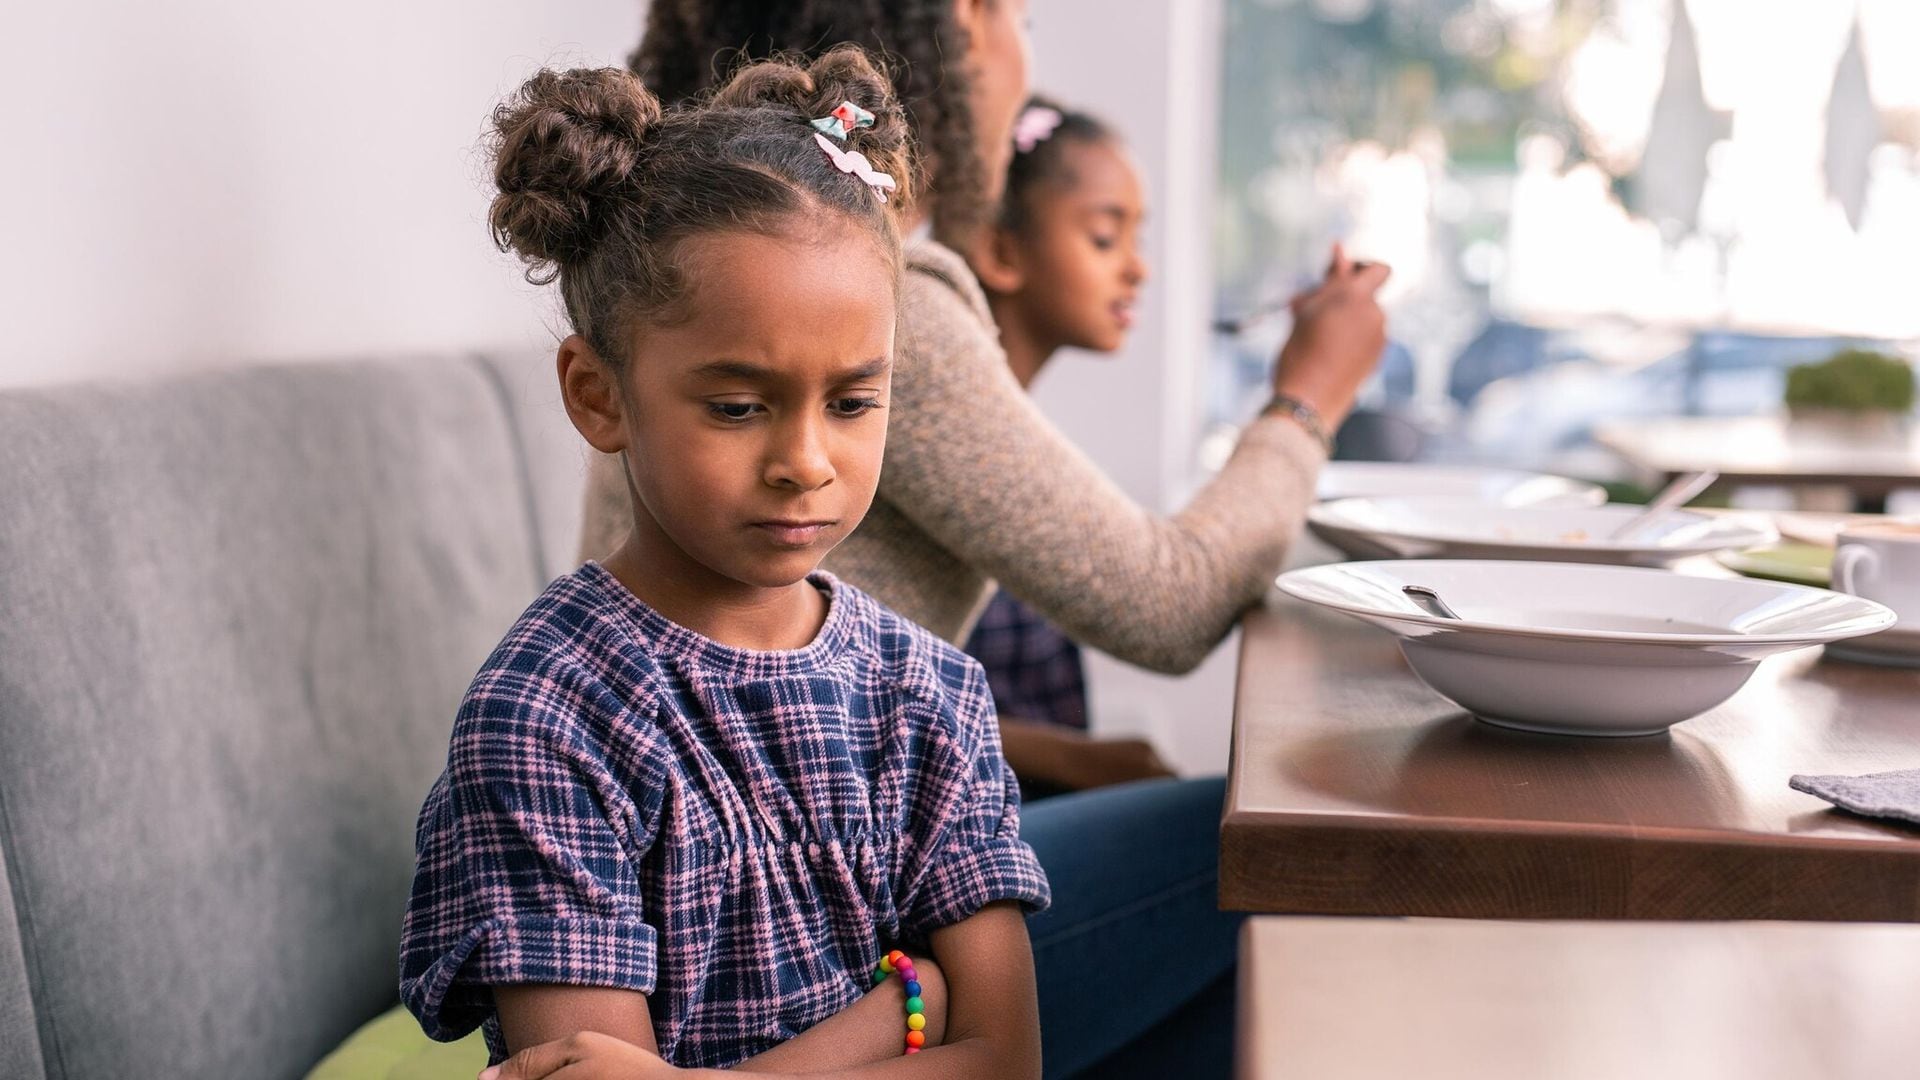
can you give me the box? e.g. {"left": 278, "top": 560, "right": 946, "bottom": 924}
{"left": 712, "top": 46, "right": 915, "bottom": 212}
{"left": 489, "top": 67, "right": 663, "bottom": 280}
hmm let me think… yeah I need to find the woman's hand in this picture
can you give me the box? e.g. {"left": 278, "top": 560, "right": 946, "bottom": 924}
{"left": 1057, "top": 736, "right": 1174, "bottom": 790}
{"left": 1270, "top": 243, "right": 1391, "bottom": 431}
{"left": 479, "top": 1031, "right": 685, "bottom": 1080}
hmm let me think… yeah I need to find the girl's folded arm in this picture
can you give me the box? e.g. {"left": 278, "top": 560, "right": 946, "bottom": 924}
{"left": 488, "top": 953, "right": 952, "bottom": 1075}
{"left": 485, "top": 903, "right": 1037, "bottom": 1080}
{"left": 876, "top": 901, "right": 1041, "bottom": 1080}
{"left": 726, "top": 903, "right": 1037, "bottom": 1080}
{"left": 731, "top": 953, "right": 949, "bottom": 1073}
{"left": 494, "top": 984, "right": 660, "bottom": 1059}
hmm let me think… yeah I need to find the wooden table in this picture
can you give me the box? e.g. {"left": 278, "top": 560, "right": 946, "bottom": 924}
{"left": 1595, "top": 415, "right": 1920, "bottom": 511}
{"left": 1237, "top": 917, "right": 1920, "bottom": 1080}
{"left": 1220, "top": 588, "right": 1920, "bottom": 920}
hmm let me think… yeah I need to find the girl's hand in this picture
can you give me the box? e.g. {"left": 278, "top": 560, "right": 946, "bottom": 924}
{"left": 479, "top": 1031, "right": 683, "bottom": 1080}
{"left": 1270, "top": 243, "right": 1391, "bottom": 431}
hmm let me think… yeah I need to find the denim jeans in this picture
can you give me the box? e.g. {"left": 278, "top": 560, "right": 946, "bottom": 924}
{"left": 1020, "top": 777, "right": 1242, "bottom": 1079}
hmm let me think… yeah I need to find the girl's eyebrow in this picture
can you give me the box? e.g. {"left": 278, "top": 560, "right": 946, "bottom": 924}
{"left": 836, "top": 357, "right": 892, "bottom": 381}
{"left": 688, "top": 359, "right": 775, "bottom": 382}
{"left": 687, "top": 357, "right": 891, "bottom": 383}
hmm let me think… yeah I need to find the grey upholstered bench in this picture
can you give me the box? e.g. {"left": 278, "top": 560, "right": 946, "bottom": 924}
{"left": 0, "top": 352, "right": 582, "bottom": 1078}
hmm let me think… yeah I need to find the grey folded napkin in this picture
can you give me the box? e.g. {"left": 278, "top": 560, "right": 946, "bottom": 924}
{"left": 1790, "top": 769, "right": 1920, "bottom": 826}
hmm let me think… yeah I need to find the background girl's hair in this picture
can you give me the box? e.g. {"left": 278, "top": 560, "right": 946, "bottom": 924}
{"left": 488, "top": 46, "right": 913, "bottom": 368}
{"left": 628, "top": 0, "right": 985, "bottom": 239}
{"left": 1001, "top": 95, "right": 1117, "bottom": 232}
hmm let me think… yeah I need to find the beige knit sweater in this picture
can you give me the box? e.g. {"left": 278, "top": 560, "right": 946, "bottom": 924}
{"left": 576, "top": 237, "right": 1326, "bottom": 674}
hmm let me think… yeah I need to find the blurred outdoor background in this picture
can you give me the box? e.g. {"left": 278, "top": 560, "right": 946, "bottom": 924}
{"left": 1208, "top": 0, "right": 1920, "bottom": 491}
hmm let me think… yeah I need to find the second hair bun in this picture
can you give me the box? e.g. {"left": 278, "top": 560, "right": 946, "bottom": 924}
{"left": 713, "top": 46, "right": 914, "bottom": 209}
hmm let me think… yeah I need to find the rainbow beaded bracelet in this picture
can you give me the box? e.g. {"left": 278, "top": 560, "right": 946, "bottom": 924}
{"left": 871, "top": 948, "right": 927, "bottom": 1055}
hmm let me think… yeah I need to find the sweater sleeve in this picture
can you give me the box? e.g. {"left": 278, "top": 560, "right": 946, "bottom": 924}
{"left": 878, "top": 242, "right": 1326, "bottom": 675}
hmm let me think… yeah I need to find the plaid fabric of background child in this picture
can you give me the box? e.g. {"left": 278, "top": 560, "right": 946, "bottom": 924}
{"left": 964, "top": 590, "right": 1089, "bottom": 731}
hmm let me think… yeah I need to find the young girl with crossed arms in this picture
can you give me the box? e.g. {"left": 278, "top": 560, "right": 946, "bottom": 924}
{"left": 401, "top": 50, "right": 1049, "bottom": 1079}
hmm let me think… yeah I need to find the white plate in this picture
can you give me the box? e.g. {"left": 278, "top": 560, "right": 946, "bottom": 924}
{"left": 1770, "top": 511, "right": 1877, "bottom": 548}
{"left": 1276, "top": 560, "right": 1895, "bottom": 736}
{"left": 1316, "top": 463, "right": 1606, "bottom": 507}
{"left": 1308, "top": 496, "right": 1778, "bottom": 566}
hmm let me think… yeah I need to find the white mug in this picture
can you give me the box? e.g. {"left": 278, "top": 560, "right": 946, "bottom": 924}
{"left": 1832, "top": 522, "right": 1920, "bottom": 627}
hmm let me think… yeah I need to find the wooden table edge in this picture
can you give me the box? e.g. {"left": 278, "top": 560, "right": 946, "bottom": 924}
{"left": 1219, "top": 809, "right": 1920, "bottom": 920}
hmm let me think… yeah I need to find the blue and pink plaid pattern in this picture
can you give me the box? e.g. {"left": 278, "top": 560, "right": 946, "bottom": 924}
{"left": 964, "top": 590, "right": 1089, "bottom": 731}
{"left": 400, "top": 563, "right": 1050, "bottom": 1068}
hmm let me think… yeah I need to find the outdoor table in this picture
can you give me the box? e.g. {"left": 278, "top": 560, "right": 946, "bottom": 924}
{"left": 1595, "top": 414, "right": 1920, "bottom": 512}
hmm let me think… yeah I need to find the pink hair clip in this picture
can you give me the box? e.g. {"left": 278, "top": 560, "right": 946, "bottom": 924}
{"left": 813, "top": 132, "right": 897, "bottom": 203}
{"left": 1012, "top": 106, "right": 1064, "bottom": 153}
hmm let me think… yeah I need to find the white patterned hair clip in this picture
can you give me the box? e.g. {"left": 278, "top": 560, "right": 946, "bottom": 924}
{"left": 1012, "top": 106, "right": 1064, "bottom": 154}
{"left": 810, "top": 101, "right": 875, "bottom": 142}
{"left": 812, "top": 132, "right": 897, "bottom": 203}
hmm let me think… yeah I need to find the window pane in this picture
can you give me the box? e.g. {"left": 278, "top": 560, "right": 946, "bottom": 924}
{"left": 1213, "top": 0, "right": 1919, "bottom": 474}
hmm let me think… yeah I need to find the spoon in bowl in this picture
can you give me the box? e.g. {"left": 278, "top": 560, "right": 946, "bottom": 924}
{"left": 1402, "top": 585, "right": 1463, "bottom": 620}
{"left": 1609, "top": 470, "right": 1720, "bottom": 541}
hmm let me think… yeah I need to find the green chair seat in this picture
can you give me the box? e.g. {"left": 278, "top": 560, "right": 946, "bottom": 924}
{"left": 305, "top": 1007, "right": 489, "bottom": 1080}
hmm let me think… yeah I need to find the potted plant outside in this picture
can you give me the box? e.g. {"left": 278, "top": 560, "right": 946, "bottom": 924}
{"left": 1783, "top": 348, "right": 1916, "bottom": 440}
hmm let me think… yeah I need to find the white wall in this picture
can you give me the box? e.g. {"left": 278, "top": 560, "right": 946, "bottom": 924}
{"left": 0, "top": 1, "right": 640, "bottom": 389}
{"left": 1027, "top": 0, "right": 1240, "bottom": 775}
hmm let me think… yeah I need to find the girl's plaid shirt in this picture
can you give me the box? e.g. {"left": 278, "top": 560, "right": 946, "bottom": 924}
{"left": 399, "top": 563, "right": 1050, "bottom": 1068}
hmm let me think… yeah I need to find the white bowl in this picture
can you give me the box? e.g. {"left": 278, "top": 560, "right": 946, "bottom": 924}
{"left": 1316, "top": 463, "right": 1606, "bottom": 506}
{"left": 1308, "top": 496, "right": 1777, "bottom": 566}
{"left": 1276, "top": 560, "right": 1896, "bottom": 736}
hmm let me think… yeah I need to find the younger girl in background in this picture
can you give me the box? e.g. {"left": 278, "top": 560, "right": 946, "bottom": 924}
{"left": 959, "top": 97, "right": 1244, "bottom": 1077}
{"left": 962, "top": 99, "right": 1168, "bottom": 795}
{"left": 970, "top": 98, "right": 1146, "bottom": 393}
{"left": 400, "top": 49, "right": 1049, "bottom": 1079}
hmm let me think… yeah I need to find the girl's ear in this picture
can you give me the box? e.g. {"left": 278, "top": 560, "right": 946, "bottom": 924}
{"left": 968, "top": 225, "right": 1027, "bottom": 296}
{"left": 557, "top": 334, "right": 629, "bottom": 454}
